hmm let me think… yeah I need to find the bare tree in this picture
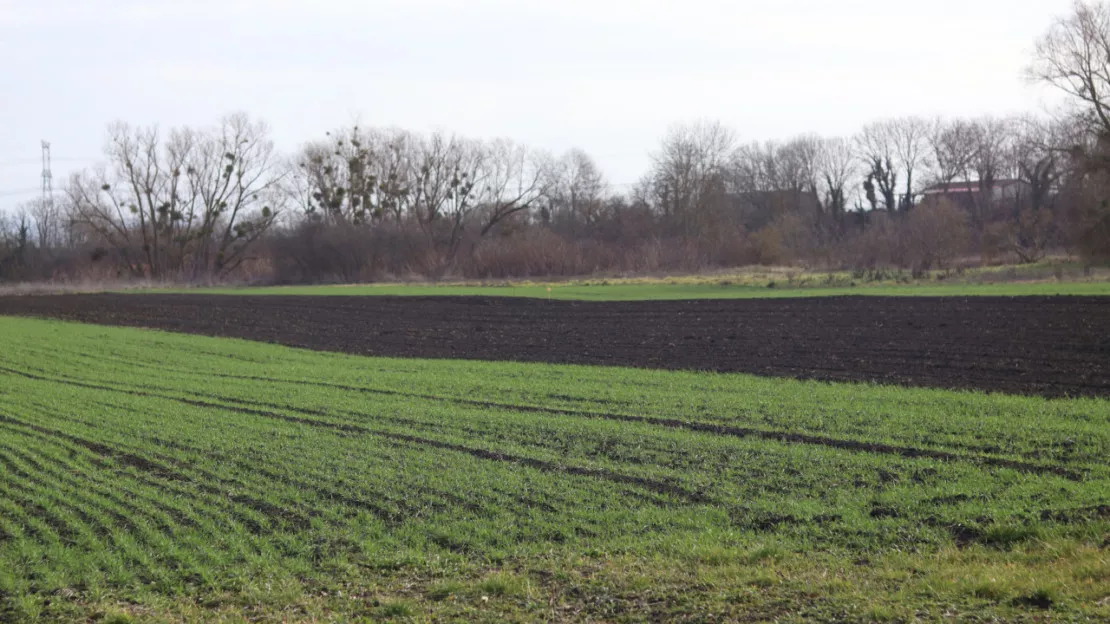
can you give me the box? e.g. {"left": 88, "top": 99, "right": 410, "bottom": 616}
{"left": 891, "top": 117, "right": 933, "bottom": 210}
{"left": 15, "top": 198, "right": 61, "bottom": 250}
{"left": 184, "top": 113, "right": 283, "bottom": 275}
{"left": 418, "top": 137, "right": 552, "bottom": 269}
{"left": 856, "top": 123, "right": 899, "bottom": 212}
{"left": 856, "top": 117, "right": 931, "bottom": 212}
{"left": 647, "top": 120, "right": 736, "bottom": 231}
{"left": 979, "top": 116, "right": 1068, "bottom": 262}
{"left": 777, "top": 136, "right": 820, "bottom": 194}
{"left": 971, "top": 117, "right": 1015, "bottom": 197}
{"left": 66, "top": 123, "right": 181, "bottom": 276}
{"left": 544, "top": 148, "right": 607, "bottom": 231}
{"left": 66, "top": 114, "right": 281, "bottom": 278}
{"left": 929, "top": 118, "right": 980, "bottom": 191}
{"left": 730, "top": 141, "right": 774, "bottom": 193}
{"left": 815, "top": 137, "right": 857, "bottom": 222}
{"left": 0, "top": 210, "right": 32, "bottom": 279}
{"left": 1028, "top": 1, "right": 1110, "bottom": 138}
{"left": 296, "top": 126, "right": 410, "bottom": 226}
{"left": 473, "top": 139, "right": 552, "bottom": 237}
{"left": 1012, "top": 116, "right": 1066, "bottom": 213}
{"left": 409, "top": 131, "right": 481, "bottom": 236}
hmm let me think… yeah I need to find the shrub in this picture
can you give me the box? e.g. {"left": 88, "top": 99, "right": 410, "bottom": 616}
{"left": 903, "top": 199, "right": 971, "bottom": 273}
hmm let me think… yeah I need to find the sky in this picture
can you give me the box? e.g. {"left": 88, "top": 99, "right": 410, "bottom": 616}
{"left": 0, "top": 0, "right": 1072, "bottom": 214}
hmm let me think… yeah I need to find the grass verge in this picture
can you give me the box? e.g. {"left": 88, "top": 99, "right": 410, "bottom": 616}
{"left": 131, "top": 262, "right": 1110, "bottom": 300}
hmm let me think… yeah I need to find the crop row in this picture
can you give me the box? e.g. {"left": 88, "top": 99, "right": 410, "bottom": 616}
{"left": 0, "top": 317, "right": 1108, "bottom": 606}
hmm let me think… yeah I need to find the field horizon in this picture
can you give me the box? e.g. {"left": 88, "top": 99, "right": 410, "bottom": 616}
{"left": 2, "top": 260, "right": 1110, "bottom": 302}
{"left": 139, "top": 279, "right": 1110, "bottom": 301}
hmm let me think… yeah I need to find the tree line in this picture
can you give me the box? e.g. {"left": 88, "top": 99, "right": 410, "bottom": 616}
{"left": 3, "top": 1, "right": 1110, "bottom": 283}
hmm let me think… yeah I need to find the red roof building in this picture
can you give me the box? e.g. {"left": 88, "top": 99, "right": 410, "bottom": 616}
{"left": 920, "top": 179, "right": 1028, "bottom": 202}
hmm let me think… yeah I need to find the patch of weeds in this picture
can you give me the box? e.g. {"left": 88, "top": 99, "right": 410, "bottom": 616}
{"left": 378, "top": 599, "right": 416, "bottom": 618}
{"left": 981, "top": 525, "right": 1041, "bottom": 549}
{"left": 623, "top": 575, "right": 654, "bottom": 592}
{"left": 741, "top": 544, "right": 784, "bottom": 565}
{"left": 969, "top": 581, "right": 1009, "bottom": 602}
{"left": 746, "top": 571, "right": 778, "bottom": 588}
{"left": 426, "top": 581, "right": 466, "bottom": 601}
{"left": 692, "top": 546, "right": 746, "bottom": 566}
{"left": 1073, "top": 562, "right": 1110, "bottom": 582}
{"left": 864, "top": 604, "right": 898, "bottom": 622}
{"left": 477, "top": 572, "right": 526, "bottom": 597}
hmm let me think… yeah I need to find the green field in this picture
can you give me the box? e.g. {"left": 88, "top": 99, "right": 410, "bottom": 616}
{"left": 138, "top": 279, "right": 1110, "bottom": 301}
{"left": 1, "top": 317, "right": 1108, "bottom": 622}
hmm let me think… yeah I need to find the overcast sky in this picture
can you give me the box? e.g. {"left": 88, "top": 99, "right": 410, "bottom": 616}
{"left": 0, "top": 0, "right": 1071, "bottom": 213}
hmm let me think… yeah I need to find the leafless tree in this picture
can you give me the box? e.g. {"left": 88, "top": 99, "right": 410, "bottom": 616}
{"left": 730, "top": 141, "right": 774, "bottom": 193}
{"left": 1011, "top": 117, "right": 1064, "bottom": 212}
{"left": 647, "top": 120, "right": 736, "bottom": 230}
{"left": 972, "top": 117, "right": 1015, "bottom": 191}
{"left": 66, "top": 124, "right": 180, "bottom": 276}
{"left": 16, "top": 198, "right": 62, "bottom": 250}
{"left": 730, "top": 137, "right": 819, "bottom": 195}
{"left": 891, "top": 117, "right": 933, "bottom": 210}
{"left": 473, "top": 139, "right": 553, "bottom": 236}
{"left": 775, "top": 136, "right": 821, "bottom": 195}
{"left": 980, "top": 116, "right": 1070, "bottom": 262}
{"left": 856, "top": 122, "right": 899, "bottom": 212}
{"left": 409, "top": 131, "right": 482, "bottom": 237}
{"left": 297, "top": 126, "right": 414, "bottom": 226}
{"left": 416, "top": 138, "right": 553, "bottom": 269}
{"left": 1028, "top": 1, "right": 1110, "bottom": 138}
{"left": 66, "top": 113, "right": 282, "bottom": 278}
{"left": 933, "top": 116, "right": 1017, "bottom": 228}
{"left": 544, "top": 148, "right": 607, "bottom": 231}
{"left": 929, "top": 118, "right": 980, "bottom": 191}
{"left": 856, "top": 117, "right": 931, "bottom": 212}
{"left": 815, "top": 137, "right": 857, "bottom": 221}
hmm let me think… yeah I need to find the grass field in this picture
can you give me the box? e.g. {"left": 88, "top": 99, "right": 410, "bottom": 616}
{"left": 139, "top": 279, "right": 1110, "bottom": 301}
{"left": 0, "top": 317, "right": 1108, "bottom": 621}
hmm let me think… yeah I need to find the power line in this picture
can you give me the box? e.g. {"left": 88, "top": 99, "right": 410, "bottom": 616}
{"left": 0, "top": 188, "right": 42, "bottom": 198}
{"left": 0, "top": 157, "right": 97, "bottom": 167}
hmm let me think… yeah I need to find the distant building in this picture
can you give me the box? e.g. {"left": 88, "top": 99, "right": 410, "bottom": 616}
{"left": 919, "top": 179, "right": 1029, "bottom": 206}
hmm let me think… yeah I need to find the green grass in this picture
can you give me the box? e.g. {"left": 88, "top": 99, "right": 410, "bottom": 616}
{"left": 0, "top": 317, "right": 1108, "bottom": 621}
{"left": 139, "top": 279, "right": 1110, "bottom": 301}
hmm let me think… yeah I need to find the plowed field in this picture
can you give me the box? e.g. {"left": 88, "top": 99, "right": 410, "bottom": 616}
{"left": 1, "top": 293, "right": 1108, "bottom": 396}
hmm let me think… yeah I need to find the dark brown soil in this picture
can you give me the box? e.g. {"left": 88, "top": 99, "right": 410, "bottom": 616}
{"left": 1, "top": 293, "right": 1108, "bottom": 397}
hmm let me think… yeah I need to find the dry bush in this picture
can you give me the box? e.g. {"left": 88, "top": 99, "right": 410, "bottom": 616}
{"left": 749, "top": 226, "right": 784, "bottom": 266}
{"left": 267, "top": 221, "right": 435, "bottom": 283}
{"left": 983, "top": 207, "right": 1056, "bottom": 264}
{"left": 707, "top": 227, "right": 757, "bottom": 267}
{"left": 841, "top": 212, "right": 902, "bottom": 270}
{"left": 902, "top": 199, "right": 971, "bottom": 273}
{"left": 1063, "top": 176, "right": 1110, "bottom": 264}
{"left": 458, "top": 227, "right": 760, "bottom": 279}
{"left": 463, "top": 229, "right": 595, "bottom": 278}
